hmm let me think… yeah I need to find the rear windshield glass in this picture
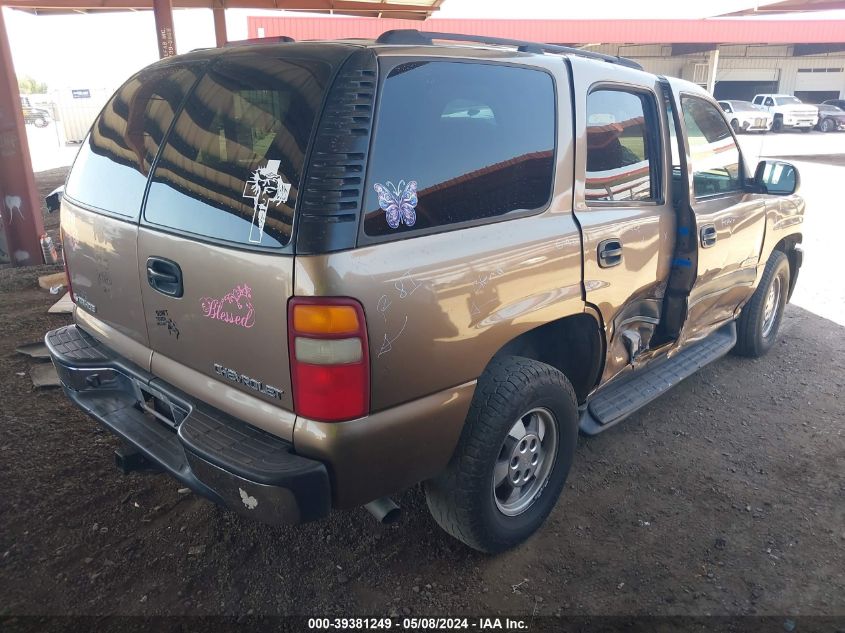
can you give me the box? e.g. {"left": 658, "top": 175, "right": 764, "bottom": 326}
{"left": 144, "top": 56, "right": 331, "bottom": 248}
{"left": 64, "top": 65, "right": 201, "bottom": 217}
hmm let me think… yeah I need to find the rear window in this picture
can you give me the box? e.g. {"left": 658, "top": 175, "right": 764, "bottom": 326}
{"left": 363, "top": 61, "right": 555, "bottom": 237}
{"left": 143, "top": 56, "right": 331, "bottom": 248}
{"left": 65, "top": 65, "right": 201, "bottom": 217}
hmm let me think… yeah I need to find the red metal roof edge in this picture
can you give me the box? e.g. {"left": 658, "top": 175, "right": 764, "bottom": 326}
{"left": 247, "top": 16, "right": 845, "bottom": 44}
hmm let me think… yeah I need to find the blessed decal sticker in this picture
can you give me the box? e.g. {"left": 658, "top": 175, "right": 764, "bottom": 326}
{"left": 243, "top": 160, "right": 291, "bottom": 244}
{"left": 200, "top": 284, "right": 255, "bottom": 329}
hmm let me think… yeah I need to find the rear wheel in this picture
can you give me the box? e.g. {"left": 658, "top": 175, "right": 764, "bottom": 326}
{"left": 425, "top": 356, "right": 578, "bottom": 553}
{"left": 820, "top": 118, "right": 834, "bottom": 133}
{"left": 734, "top": 250, "right": 790, "bottom": 358}
{"left": 772, "top": 116, "right": 783, "bottom": 132}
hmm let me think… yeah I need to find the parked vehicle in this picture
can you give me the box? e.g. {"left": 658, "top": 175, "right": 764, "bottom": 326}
{"left": 822, "top": 98, "right": 845, "bottom": 110}
{"left": 718, "top": 100, "right": 773, "bottom": 133}
{"left": 814, "top": 103, "right": 845, "bottom": 132}
{"left": 47, "top": 31, "right": 805, "bottom": 553}
{"left": 752, "top": 94, "right": 818, "bottom": 132}
{"left": 22, "top": 104, "right": 50, "bottom": 127}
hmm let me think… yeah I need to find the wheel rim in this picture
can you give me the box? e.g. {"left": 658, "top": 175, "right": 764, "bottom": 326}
{"left": 762, "top": 274, "right": 782, "bottom": 338}
{"left": 822, "top": 119, "right": 832, "bottom": 132}
{"left": 493, "top": 407, "right": 558, "bottom": 517}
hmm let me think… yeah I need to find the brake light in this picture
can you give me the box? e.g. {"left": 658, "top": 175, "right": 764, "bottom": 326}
{"left": 288, "top": 298, "right": 369, "bottom": 422}
{"left": 60, "top": 227, "right": 75, "bottom": 303}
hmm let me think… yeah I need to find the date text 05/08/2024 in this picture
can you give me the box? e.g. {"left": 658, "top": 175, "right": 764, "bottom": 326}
{"left": 307, "top": 617, "right": 529, "bottom": 630}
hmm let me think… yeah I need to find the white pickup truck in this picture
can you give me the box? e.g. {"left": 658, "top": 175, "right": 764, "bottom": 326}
{"left": 752, "top": 94, "right": 818, "bottom": 132}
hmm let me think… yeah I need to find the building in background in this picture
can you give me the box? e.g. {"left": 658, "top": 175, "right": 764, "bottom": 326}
{"left": 247, "top": 17, "right": 845, "bottom": 102}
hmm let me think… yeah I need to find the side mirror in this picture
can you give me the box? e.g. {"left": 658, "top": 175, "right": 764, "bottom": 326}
{"left": 45, "top": 185, "right": 64, "bottom": 213}
{"left": 754, "top": 160, "right": 799, "bottom": 195}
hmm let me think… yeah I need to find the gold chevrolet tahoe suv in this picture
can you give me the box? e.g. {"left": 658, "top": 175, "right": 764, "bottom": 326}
{"left": 46, "top": 30, "right": 804, "bottom": 553}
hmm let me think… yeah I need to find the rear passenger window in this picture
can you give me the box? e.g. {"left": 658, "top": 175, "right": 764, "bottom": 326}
{"left": 65, "top": 65, "right": 200, "bottom": 218}
{"left": 363, "top": 62, "right": 555, "bottom": 237}
{"left": 144, "top": 56, "right": 331, "bottom": 248}
{"left": 681, "top": 96, "right": 742, "bottom": 197}
{"left": 585, "top": 89, "right": 658, "bottom": 203}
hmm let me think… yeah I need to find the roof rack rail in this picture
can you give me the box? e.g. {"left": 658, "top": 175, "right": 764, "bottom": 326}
{"left": 375, "top": 29, "right": 642, "bottom": 71}
{"left": 224, "top": 36, "right": 295, "bottom": 48}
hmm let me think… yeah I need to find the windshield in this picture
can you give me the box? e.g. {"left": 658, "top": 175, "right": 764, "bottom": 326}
{"left": 776, "top": 97, "right": 802, "bottom": 105}
{"left": 732, "top": 102, "right": 759, "bottom": 112}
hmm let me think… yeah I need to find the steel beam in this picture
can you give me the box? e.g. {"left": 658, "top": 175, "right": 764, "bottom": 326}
{"left": 0, "top": 7, "right": 45, "bottom": 266}
{"left": 152, "top": 0, "right": 175, "bottom": 58}
{"left": 213, "top": 5, "right": 226, "bottom": 47}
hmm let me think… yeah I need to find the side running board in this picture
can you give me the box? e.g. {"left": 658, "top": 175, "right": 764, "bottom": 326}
{"left": 580, "top": 322, "right": 737, "bottom": 435}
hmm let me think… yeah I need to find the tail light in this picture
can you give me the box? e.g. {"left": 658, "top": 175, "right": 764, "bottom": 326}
{"left": 288, "top": 298, "right": 369, "bottom": 422}
{"left": 60, "top": 227, "right": 75, "bottom": 303}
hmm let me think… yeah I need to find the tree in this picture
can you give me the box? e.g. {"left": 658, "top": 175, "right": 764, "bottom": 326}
{"left": 18, "top": 76, "right": 48, "bottom": 94}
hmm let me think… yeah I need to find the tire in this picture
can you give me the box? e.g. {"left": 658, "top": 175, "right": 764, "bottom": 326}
{"left": 730, "top": 119, "right": 741, "bottom": 134}
{"left": 820, "top": 118, "right": 834, "bottom": 133}
{"left": 424, "top": 356, "right": 579, "bottom": 553}
{"left": 34, "top": 117, "right": 48, "bottom": 128}
{"left": 734, "top": 250, "right": 790, "bottom": 358}
{"left": 772, "top": 117, "right": 783, "bottom": 132}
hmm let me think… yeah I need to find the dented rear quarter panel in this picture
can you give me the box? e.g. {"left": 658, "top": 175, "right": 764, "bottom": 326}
{"left": 294, "top": 54, "right": 583, "bottom": 412}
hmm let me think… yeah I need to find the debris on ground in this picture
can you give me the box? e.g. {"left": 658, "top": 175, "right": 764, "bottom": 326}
{"left": 37, "top": 271, "right": 67, "bottom": 291}
{"left": 29, "top": 363, "right": 60, "bottom": 388}
{"left": 15, "top": 342, "right": 50, "bottom": 359}
{"left": 48, "top": 292, "right": 73, "bottom": 314}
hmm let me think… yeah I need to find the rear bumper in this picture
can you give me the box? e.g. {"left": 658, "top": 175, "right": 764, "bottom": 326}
{"left": 46, "top": 324, "right": 330, "bottom": 525}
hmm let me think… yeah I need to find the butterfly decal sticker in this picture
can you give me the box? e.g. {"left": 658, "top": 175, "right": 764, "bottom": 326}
{"left": 374, "top": 180, "right": 418, "bottom": 229}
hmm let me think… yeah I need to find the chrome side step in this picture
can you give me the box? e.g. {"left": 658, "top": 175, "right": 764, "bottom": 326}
{"left": 579, "top": 322, "right": 737, "bottom": 435}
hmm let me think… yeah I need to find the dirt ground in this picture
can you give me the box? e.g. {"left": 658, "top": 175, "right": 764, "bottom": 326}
{"left": 0, "top": 166, "right": 843, "bottom": 627}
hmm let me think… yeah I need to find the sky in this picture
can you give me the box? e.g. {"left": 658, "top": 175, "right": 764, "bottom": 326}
{"left": 4, "top": 0, "right": 845, "bottom": 92}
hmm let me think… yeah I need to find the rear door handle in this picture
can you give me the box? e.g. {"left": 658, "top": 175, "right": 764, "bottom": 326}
{"left": 598, "top": 238, "right": 623, "bottom": 268}
{"left": 700, "top": 224, "right": 717, "bottom": 248}
{"left": 146, "top": 257, "right": 183, "bottom": 298}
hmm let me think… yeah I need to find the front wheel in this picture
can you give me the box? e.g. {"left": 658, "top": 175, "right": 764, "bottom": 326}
{"left": 425, "top": 356, "right": 578, "bottom": 553}
{"left": 820, "top": 118, "right": 834, "bottom": 133}
{"left": 734, "top": 250, "right": 790, "bottom": 358}
{"left": 731, "top": 119, "right": 741, "bottom": 134}
{"left": 34, "top": 117, "right": 48, "bottom": 128}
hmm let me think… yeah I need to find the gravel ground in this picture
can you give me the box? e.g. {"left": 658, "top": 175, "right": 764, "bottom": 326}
{"left": 0, "top": 163, "right": 843, "bottom": 629}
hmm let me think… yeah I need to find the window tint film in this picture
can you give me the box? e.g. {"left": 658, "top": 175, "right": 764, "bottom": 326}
{"left": 681, "top": 97, "right": 741, "bottom": 198}
{"left": 585, "top": 89, "right": 656, "bottom": 202}
{"left": 65, "top": 65, "right": 200, "bottom": 217}
{"left": 363, "top": 61, "right": 555, "bottom": 237}
{"left": 144, "top": 56, "right": 330, "bottom": 248}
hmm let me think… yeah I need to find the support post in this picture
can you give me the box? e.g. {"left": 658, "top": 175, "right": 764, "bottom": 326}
{"left": 152, "top": 0, "right": 177, "bottom": 59}
{"left": 213, "top": 6, "right": 227, "bottom": 48}
{"left": 0, "top": 7, "right": 45, "bottom": 267}
{"left": 706, "top": 48, "right": 720, "bottom": 95}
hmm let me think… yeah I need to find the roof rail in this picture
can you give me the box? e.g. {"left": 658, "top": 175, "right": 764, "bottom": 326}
{"left": 375, "top": 29, "right": 642, "bottom": 71}
{"left": 224, "top": 36, "right": 295, "bottom": 48}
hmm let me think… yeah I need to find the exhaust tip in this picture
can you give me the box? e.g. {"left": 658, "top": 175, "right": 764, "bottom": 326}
{"left": 364, "top": 497, "right": 401, "bottom": 524}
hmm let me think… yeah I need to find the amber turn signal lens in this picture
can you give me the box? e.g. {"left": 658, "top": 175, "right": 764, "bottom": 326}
{"left": 293, "top": 304, "right": 360, "bottom": 335}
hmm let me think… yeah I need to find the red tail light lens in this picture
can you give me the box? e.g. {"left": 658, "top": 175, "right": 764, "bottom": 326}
{"left": 60, "top": 227, "right": 75, "bottom": 303}
{"left": 288, "top": 298, "right": 369, "bottom": 422}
